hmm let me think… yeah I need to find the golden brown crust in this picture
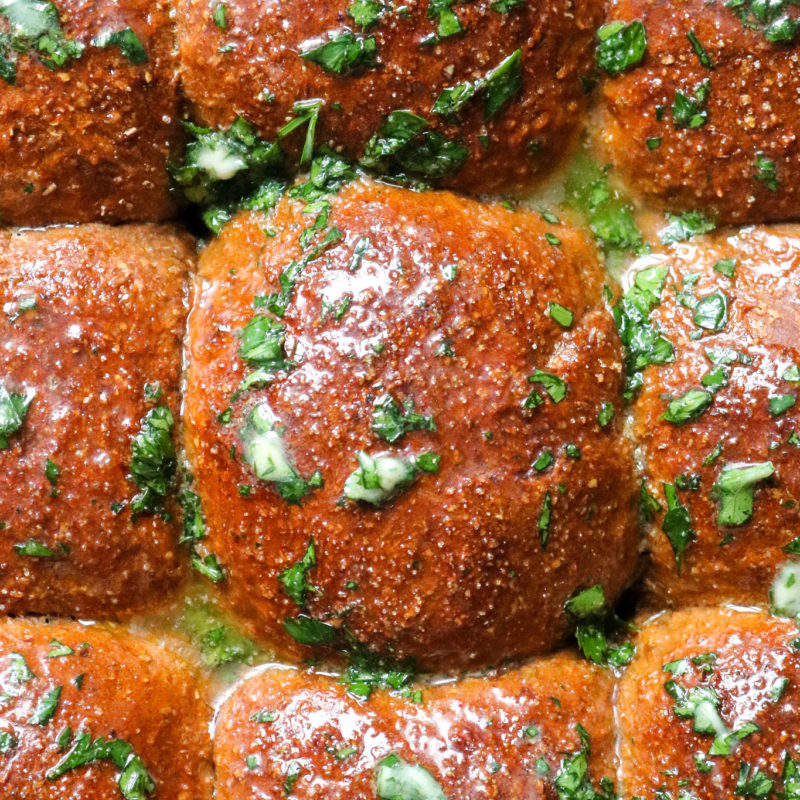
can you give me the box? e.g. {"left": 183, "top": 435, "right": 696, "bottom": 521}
{"left": 184, "top": 177, "right": 638, "bottom": 670}
{"left": 176, "top": 0, "right": 601, "bottom": 195}
{"left": 0, "top": 618, "right": 213, "bottom": 800}
{"left": 0, "top": 0, "right": 182, "bottom": 226}
{"left": 598, "top": 0, "right": 800, "bottom": 224}
{"left": 631, "top": 226, "right": 800, "bottom": 608}
{"left": 617, "top": 607, "right": 800, "bottom": 800}
{"left": 0, "top": 224, "right": 193, "bottom": 617}
{"left": 214, "top": 653, "right": 617, "bottom": 799}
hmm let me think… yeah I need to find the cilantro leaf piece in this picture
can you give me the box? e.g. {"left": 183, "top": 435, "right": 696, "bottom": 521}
{"left": 563, "top": 585, "right": 634, "bottom": 667}
{"left": 0, "top": 0, "right": 84, "bottom": 81}
{"left": 661, "top": 388, "right": 713, "bottom": 425}
{"left": 548, "top": 302, "right": 574, "bottom": 328}
{"left": 279, "top": 539, "right": 317, "bottom": 607}
{"left": 129, "top": 406, "right": 176, "bottom": 517}
{"left": 13, "top": 538, "right": 64, "bottom": 558}
{"left": 169, "top": 116, "right": 286, "bottom": 233}
{"left": 660, "top": 210, "right": 716, "bottom": 244}
{"left": 537, "top": 490, "right": 552, "bottom": 548}
{"left": 596, "top": 20, "right": 647, "bottom": 75}
{"left": 734, "top": 762, "right": 774, "bottom": 798}
{"left": 687, "top": 30, "right": 713, "bottom": 67}
{"left": 672, "top": 79, "right": 711, "bottom": 129}
{"left": 93, "top": 28, "right": 148, "bottom": 63}
{"left": 564, "top": 153, "right": 644, "bottom": 256}
{"left": 360, "top": 110, "right": 469, "bottom": 181}
{"left": 769, "top": 393, "right": 796, "bottom": 416}
{"left": 427, "top": 0, "right": 462, "bottom": 38}
{"left": 375, "top": 753, "right": 448, "bottom": 800}
{"left": 282, "top": 614, "right": 338, "bottom": 645}
{"left": 754, "top": 152, "right": 779, "bottom": 192}
{"left": 693, "top": 291, "right": 728, "bottom": 331}
{"left": 371, "top": 394, "right": 436, "bottom": 444}
{"left": 343, "top": 451, "right": 418, "bottom": 506}
{"left": 241, "top": 403, "right": 323, "bottom": 504}
{"left": 662, "top": 483, "right": 696, "bottom": 574}
{"left": 769, "top": 562, "right": 800, "bottom": 618}
{"left": 528, "top": 369, "right": 567, "bottom": 403}
{"left": 238, "top": 315, "right": 291, "bottom": 371}
{"left": 483, "top": 48, "right": 523, "bottom": 119}
{"left": 29, "top": 685, "right": 61, "bottom": 725}
{"left": 0, "top": 383, "right": 32, "bottom": 449}
{"left": 712, "top": 461, "right": 774, "bottom": 526}
{"left": 46, "top": 729, "right": 156, "bottom": 799}
{"left": 300, "top": 31, "right": 378, "bottom": 75}
{"left": 611, "top": 264, "right": 675, "bottom": 400}
{"left": 180, "top": 601, "right": 258, "bottom": 667}
{"left": 431, "top": 49, "right": 522, "bottom": 120}
{"left": 347, "top": 0, "right": 387, "bottom": 28}
{"left": 179, "top": 488, "right": 206, "bottom": 545}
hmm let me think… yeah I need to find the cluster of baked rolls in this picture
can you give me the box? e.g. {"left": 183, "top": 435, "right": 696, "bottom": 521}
{"left": 1, "top": 0, "right": 800, "bottom": 797}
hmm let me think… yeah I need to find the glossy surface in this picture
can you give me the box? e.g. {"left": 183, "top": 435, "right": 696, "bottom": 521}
{"left": 0, "top": 0, "right": 181, "bottom": 226}
{"left": 0, "top": 224, "right": 192, "bottom": 617}
{"left": 630, "top": 226, "right": 800, "bottom": 608}
{"left": 214, "top": 653, "right": 616, "bottom": 799}
{"left": 599, "top": 0, "right": 800, "bottom": 224}
{"left": 184, "top": 176, "right": 638, "bottom": 670}
{"left": 617, "top": 607, "right": 800, "bottom": 799}
{"left": 176, "top": 0, "right": 601, "bottom": 194}
{"left": 0, "top": 618, "right": 213, "bottom": 799}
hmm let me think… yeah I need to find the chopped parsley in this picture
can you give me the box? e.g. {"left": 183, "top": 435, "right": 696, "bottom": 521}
{"left": 672, "top": 79, "right": 711, "bottom": 129}
{"left": 46, "top": 729, "right": 156, "bottom": 799}
{"left": 660, "top": 388, "right": 713, "bottom": 425}
{"left": 660, "top": 210, "right": 716, "bottom": 244}
{"left": 565, "top": 153, "right": 644, "bottom": 256}
{"left": 241, "top": 404, "right": 323, "bottom": 504}
{"left": 538, "top": 490, "right": 552, "bottom": 548}
{"left": 0, "top": 383, "right": 32, "bottom": 449}
{"left": 0, "top": 0, "right": 84, "bottom": 84}
{"left": 770, "top": 393, "right": 796, "bottom": 416}
{"left": 347, "top": 0, "right": 387, "bottom": 28}
{"left": 13, "top": 538, "right": 65, "bottom": 558}
{"left": 596, "top": 20, "right": 647, "bottom": 75}
{"left": 180, "top": 601, "right": 258, "bottom": 668}
{"left": 29, "top": 685, "right": 61, "bottom": 725}
{"left": 726, "top": 0, "right": 800, "bottom": 43}
{"left": 611, "top": 263, "right": 675, "bottom": 400}
{"left": 427, "top": 0, "right": 462, "bottom": 39}
{"left": 300, "top": 31, "right": 378, "bottom": 75}
{"left": 238, "top": 314, "right": 291, "bottom": 371}
{"left": 754, "top": 153, "right": 779, "bottom": 192}
{"left": 714, "top": 258, "right": 737, "bottom": 277}
{"left": 343, "top": 450, "right": 436, "bottom": 506}
{"left": 360, "top": 110, "right": 469, "bottom": 182}
{"left": 431, "top": 49, "right": 523, "bottom": 121}
{"left": 371, "top": 394, "right": 436, "bottom": 444}
{"left": 169, "top": 116, "right": 286, "bottom": 233}
{"left": 734, "top": 762, "right": 774, "bottom": 798}
{"left": 375, "top": 754, "right": 447, "bottom": 800}
{"left": 93, "top": 28, "right": 148, "bottom": 64}
{"left": 712, "top": 461, "right": 774, "bottom": 526}
{"left": 279, "top": 539, "right": 317, "bottom": 607}
{"left": 527, "top": 369, "right": 567, "bottom": 403}
{"left": 212, "top": 3, "right": 228, "bottom": 29}
{"left": 687, "top": 30, "right": 713, "bottom": 68}
{"left": 662, "top": 483, "right": 696, "bottom": 574}
{"left": 129, "top": 406, "right": 176, "bottom": 517}
{"left": 693, "top": 291, "right": 728, "bottom": 331}
{"left": 563, "top": 584, "right": 634, "bottom": 667}
{"left": 597, "top": 401, "right": 615, "bottom": 428}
